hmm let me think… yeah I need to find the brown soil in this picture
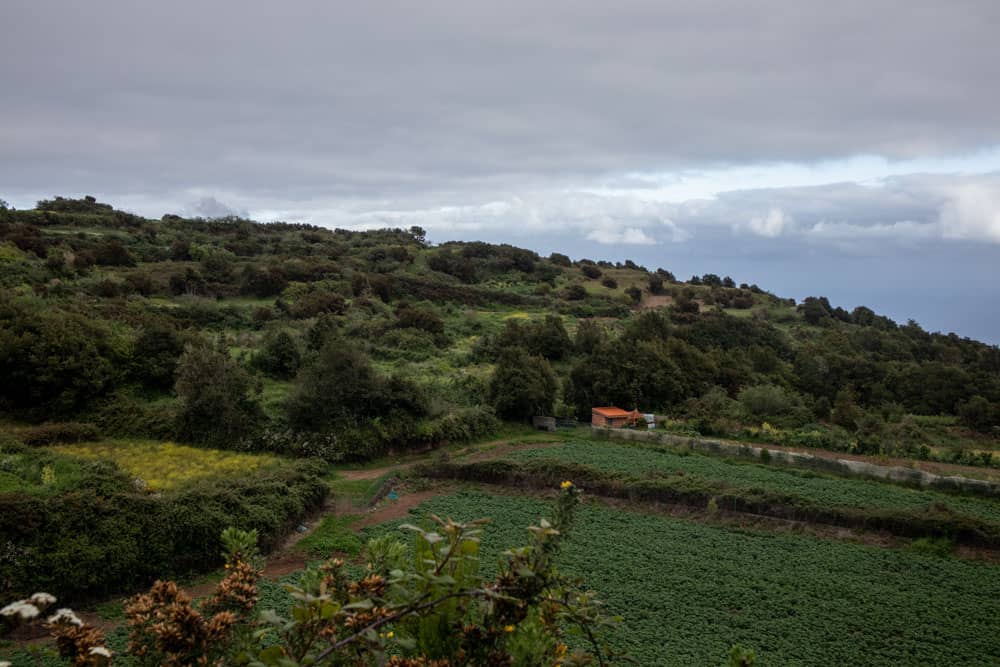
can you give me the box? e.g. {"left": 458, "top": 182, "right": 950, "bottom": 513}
{"left": 353, "top": 488, "right": 453, "bottom": 530}
{"left": 639, "top": 294, "right": 673, "bottom": 310}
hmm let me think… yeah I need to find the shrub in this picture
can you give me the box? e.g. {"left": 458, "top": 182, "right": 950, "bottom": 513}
{"left": 581, "top": 264, "right": 602, "bottom": 279}
{"left": 252, "top": 330, "right": 302, "bottom": 379}
{"left": 174, "top": 342, "right": 263, "bottom": 446}
{"left": 563, "top": 283, "right": 587, "bottom": 300}
{"left": 601, "top": 276, "right": 618, "bottom": 289}
{"left": 487, "top": 349, "right": 557, "bottom": 420}
{"left": 18, "top": 422, "right": 101, "bottom": 446}
{"left": 0, "top": 461, "right": 327, "bottom": 602}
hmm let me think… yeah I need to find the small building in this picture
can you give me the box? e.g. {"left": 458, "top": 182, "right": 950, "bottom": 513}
{"left": 591, "top": 406, "right": 642, "bottom": 428}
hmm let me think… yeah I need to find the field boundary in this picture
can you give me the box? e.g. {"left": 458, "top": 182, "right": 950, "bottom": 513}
{"left": 592, "top": 427, "right": 1000, "bottom": 498}
{"left": 415, "top": 459, "right": 1000, "bottom": 549}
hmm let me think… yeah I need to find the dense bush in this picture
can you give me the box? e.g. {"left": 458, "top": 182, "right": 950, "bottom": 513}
{"left": 175, "top": 342, "right": 263, "bottom": 446}
{"left": 16, "top": 422, "right": 101, "bottom": 446}
{"left": 0, "top": 302, "right": 125, "bottom": 418}
{"left": 487, "top": 349, "right": 557, "bottom": 420}
{"left": 0, "top": 459, "right": 327, "bottom": 602}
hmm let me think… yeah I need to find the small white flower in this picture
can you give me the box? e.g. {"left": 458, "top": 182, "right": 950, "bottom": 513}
{"left": 47, "top": 607, "right": 83, "bottom": 627}
{"left": 0, "top": 601, "right": 39, "bottom": 620}
{"left": 29, "top": 592, "right": 56, "bottom": 607}
{"left": 89, "top": 646, "right": 112, "bottom": 657}
{"left": 1, "top": 659, "right": 13, "bottom": 667}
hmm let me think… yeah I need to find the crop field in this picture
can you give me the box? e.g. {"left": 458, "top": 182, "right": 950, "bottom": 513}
{"left": 374, "top": 490, "right": 1000, "bottom": 665}
{"left": 50, "top": 440, "right": 281, "bottom": 490}
{"left": 507, "top": 440, "right": 1000, "bottom": 523}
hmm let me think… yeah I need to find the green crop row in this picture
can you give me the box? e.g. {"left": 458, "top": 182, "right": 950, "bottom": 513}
{"left": 417, "top": 458, "right": 1000, "bottom": 548}
{"left": 508, "top": 441, "right": 1000, "bottom": 523}
{"left": 370, "top": 491, "right": 1000, "bottom": 665}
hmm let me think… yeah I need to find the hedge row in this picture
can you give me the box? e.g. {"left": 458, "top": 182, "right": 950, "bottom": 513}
{"left": 416, "top": 459, "right": 1000, "bottom": 549}
{"left": 0, "top": 457, "right": 327, "bottom": 602}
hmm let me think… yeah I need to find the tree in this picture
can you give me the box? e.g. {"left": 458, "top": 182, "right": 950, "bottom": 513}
{"left": 0, "top": 303, "right": 122, "bottom": 418}
{"left": 831, "top": 386, "right": 861, "bottom": 429}
{"left": 564, "top": 283, "right": 587, "bottom": 300}
{"left": 548, "top": 252, "right": 572, "bottom": 267}
{"left": 624, "top": 285, "right": 643, "bottom": 305}
{"left": 581, "top": 264, "right": 602, "bottom": 279}
{"left": 487, "top": 349, "right": 557, "bottom": 420}
{"left": 648, "top": 274, "right": 665, "bottom": 295}
{"left": 175, "top": 341, "right": 262, "bottom": 445}
{"left": 132, "top": 324, "right": 185, "bottom": 390}
{"left": 285, "top": 343, "right": 425, "bottom": 432}
{"left": 958, "top": 396, "right": 996, "bottom": 433}
{"left": 253, "top": 330, "right": 302, "bottom": 379}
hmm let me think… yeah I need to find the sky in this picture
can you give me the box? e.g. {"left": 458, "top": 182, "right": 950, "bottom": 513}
{"left": 3, "top": 1, "right": 1000, "bottom": 342}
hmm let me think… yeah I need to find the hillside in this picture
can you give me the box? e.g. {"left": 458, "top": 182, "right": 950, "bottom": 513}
{"left": 3, "top": 196, "right": 1000, "bottom": 665}
{"left": 1, "top": 195, "right": 997, "bottom": 465}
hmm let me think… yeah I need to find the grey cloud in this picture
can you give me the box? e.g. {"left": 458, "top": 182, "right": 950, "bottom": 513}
{"left": 190, "top": 196, "right": 248, "bottom": 220}
{"left": 3, "top": 1, "right": 1000, "bottom": 202}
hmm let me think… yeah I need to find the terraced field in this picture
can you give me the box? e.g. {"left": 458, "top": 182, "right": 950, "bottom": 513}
{"left": 378, "top": 490, "right": 1000, "bottom": 665}
{"left": 507, "top": 440, "right": 1000, "bottom": 523}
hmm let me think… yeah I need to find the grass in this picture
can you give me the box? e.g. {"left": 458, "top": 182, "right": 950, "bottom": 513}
{"left": 0, "top": 447, "right": 89, "bottom": 496}
{"left": 50, "top": 439, "right": 281, "bottom": 491}
{"left": 506, "top": 440, "right": 1000, "bottom": 523}
{"left": 296, "top": 514, "right": 363, "bottom": 557}
{"left": 372, "top": 490, "right": 1000, "bottom": 666}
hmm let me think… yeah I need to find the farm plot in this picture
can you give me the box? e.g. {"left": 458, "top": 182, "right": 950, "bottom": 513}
{"left": 508, "top": 440, "right": 1000, "bottom": 523}
{"left": 375, "top": 491, "right": 1000, "bottom": 666}
{"left": 50, "top": 439, "right": 280, "bottom": 490}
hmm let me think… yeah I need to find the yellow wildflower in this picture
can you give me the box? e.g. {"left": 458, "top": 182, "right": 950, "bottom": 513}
{"left": 504, "top": 625, "right": 515, "bottom": 633}
{"left": 560, "top": 480, "right": 573, "bottom": 490}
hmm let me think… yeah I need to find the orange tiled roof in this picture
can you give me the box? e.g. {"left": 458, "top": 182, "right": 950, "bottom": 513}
{"left": 592, "top": 407, "right": 634, "bottom": 418}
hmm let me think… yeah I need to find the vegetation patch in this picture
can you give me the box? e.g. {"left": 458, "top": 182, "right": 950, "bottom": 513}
{"left": 372, "top": 490, "right": 1000, "bottom": 665}
{"left": 51, "top": 439, "right": 280, "bottom": 491}
{"left": 295, "top": 514, "right": 363, "bottom": 557}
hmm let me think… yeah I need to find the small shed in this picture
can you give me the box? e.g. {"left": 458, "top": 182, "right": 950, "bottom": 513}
{"left": 591, "top": 406, "right": 641, "bottom": 428}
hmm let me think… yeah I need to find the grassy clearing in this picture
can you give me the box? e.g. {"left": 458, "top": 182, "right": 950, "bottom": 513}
{"left": 50, "top": 439, "right": 281, "bottom": 490}
{"left": 506, "top": 440, "right": 1000, "bottom": 523}
{"left": 371, "top": 490, "right": 1000, "bottom": 666}
{"left": 296, "top": 514, "right": 363, "bottom": 557}
{"left": 0, "top": 447, "right": 90, "bottom": 496}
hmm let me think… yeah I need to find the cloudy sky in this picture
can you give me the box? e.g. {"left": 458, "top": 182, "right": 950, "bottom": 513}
{"left": 3, "top": 1, "right": 1000, "bottom": 341}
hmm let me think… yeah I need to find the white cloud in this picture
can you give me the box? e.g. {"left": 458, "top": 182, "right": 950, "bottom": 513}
{"left": 585, "top": 226, "right": 655, "bottom": 245}
{"left": 938, "top": 182, "right": 1000, "bottom": 242}
{"left": 747, "top": 208, "right": 791, "bottom": 237}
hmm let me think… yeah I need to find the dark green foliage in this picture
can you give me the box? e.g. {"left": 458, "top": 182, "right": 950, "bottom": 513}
{"left": 0, "top": 459, "right": 327, "bottom": 602}
{"left": 395, "top": 305, "right": 445, "bottom": 334}
{"left": 131, "top": 324, "right": 186, "bottom": 390}
{"left": 286, "top": 289, "right": 346, "bottom": 319}
{"left": 487, "top": 349, "right": 557, "bottom": 420}
{"left": 958, "top": 395, "right": 998, "bottom": 433}
{"left": 648, "top": 273, "right": 664, "bottom": 294}
{"left": 285, "top": 343, "right": 426, "bottom": 433}
{"left": 240, "top": 264, "right": 288, "bottom": 297}
{"left": 16, "top": 422, "right": 101, "bottom": 446}
{"left": 563, "top": 283, "right": 587, "bottom": 300}
{"left": 548, "top": 252, "right": 571, "bottom": 267}
{"left": 253, "top": 330, "right": 302, "bottom": 379}
{"left": 0, "top": 301, "right": 123, "bottom": 418}
{"left": 174, "top": 342, "right": 263, "bottom": 446}
{"left": 601, "top": 276, "right": 618, "bottom": 288}
{"left": 581, "top": 264, "right": 602, "bottom": 279}
{"left": 624, "top": 285, "right": 642, "bottom": 304}
{"left": 93, "top": 238, "right": 136, "bottom": 267}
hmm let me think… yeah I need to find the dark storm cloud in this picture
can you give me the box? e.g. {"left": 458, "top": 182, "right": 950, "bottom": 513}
{"left": 3, "top": 0, "right": 1000, "bottom": 201}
